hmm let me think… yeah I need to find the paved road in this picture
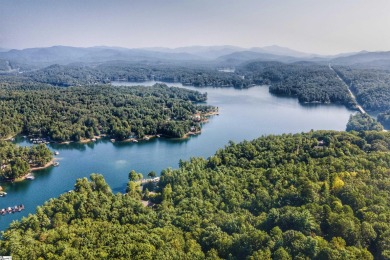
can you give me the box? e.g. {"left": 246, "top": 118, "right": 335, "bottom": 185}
{"left": 329, "top": 64, "right": 366, "bottom": 114}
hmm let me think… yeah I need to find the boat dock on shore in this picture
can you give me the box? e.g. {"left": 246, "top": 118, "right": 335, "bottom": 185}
{"left": 140, "top": 177, "right": 160, "bottom": 184}
{"left": 1, "top": 204, "right": 25, "bottom": 215}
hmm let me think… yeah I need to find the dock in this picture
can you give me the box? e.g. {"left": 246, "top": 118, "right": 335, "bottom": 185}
{"left": 140, "top": 177, "right": 160, "bottom": 184}
{"left": 1, "top": 204, "right": 25, "bottom": 215}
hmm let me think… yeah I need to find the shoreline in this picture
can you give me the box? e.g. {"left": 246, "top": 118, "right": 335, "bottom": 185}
{"left": 0, "top": 159, "right": 55, "bottom": 183}
{"left": 9, "top": 110, "right": 220, "bottom": 145}
{"left": 0, "top": 135, "right": 16, "bottom": 141}
{"left": 30, "top": 159, "right": 55, "bottom": 172}
{"left": 203, "top": 110, "right": 219, "bottom": 117}
{"left": 78, "top": 135, "right": 103, "bottom": 144}
{"left": 181, "top": 130, "right": 202, "bottom": 139}
{"left": 121, "top": 134, "right": 157, "bottom": 143}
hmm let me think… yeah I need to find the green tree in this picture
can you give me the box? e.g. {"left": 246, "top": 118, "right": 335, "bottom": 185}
{"left": 147, "top": 171, "right": 157, "bottom": 178}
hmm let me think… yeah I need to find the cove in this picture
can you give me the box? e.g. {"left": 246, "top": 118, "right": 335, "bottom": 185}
{"left": 0, "top": 83, "right": 353, "bottom": 231}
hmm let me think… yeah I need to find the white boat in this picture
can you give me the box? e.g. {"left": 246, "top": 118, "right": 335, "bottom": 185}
{"left": 26, "top": 175, "right": 35, "bottom": 180}
{"left": 53, "top": 162, "right": 60, "bottom": 167}
{"left": 54, "top": 151, "right": 59, "bottom": 155}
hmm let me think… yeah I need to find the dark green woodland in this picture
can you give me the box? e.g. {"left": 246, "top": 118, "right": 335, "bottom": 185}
{"left": 2, "top": 131, "right": 390, "bottom": 259}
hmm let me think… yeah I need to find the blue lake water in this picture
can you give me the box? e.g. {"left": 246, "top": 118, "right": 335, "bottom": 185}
{"left": 0, "top": 82, "right": 353, "bottom": 231}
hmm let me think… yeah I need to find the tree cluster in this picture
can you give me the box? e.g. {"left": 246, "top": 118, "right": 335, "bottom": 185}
{"left": 378, "top": 110, "right": 390, "bottom": 129}
{"left": 0, "top": 142, "right": 52, "bottom": 180}
{"left": 240, "top": 62, "right": 356, "bottom": 108}
{"left": 0, "top": 83, "right": 215, "bottom": 142}
{"left": 346, "top": 113, "right": 384, "bottom": 132}
{"left": 7, "top": 63, "right": 251, "bottom": 89}
{"left": 333, "top": 66, "right": 390, "bottom": 112}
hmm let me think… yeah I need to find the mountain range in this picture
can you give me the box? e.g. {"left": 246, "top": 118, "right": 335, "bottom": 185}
{"left": 1, "top": 45, "right": 390, "bottom": 69}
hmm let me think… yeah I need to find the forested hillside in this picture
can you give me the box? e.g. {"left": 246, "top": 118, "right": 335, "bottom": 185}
{"left": 346, "top": 114, "right": 384, "bottom": 132}
{"left": 3, "top": 63, "right": 251, "bottom": 89}
{"left": 97, "top": 63, "right": 251, "bottom": 88}
{"left": 2, "top": 131, "right": 390, "bottom": 259}
{"left": 6, "top": 60, "right": 390, "bottom": 114}
{"left": 2, "top": 46, "right": 390, "bottom": 113}
{"left": 333, "top": 66, "right": 390, "bottom": 112}
{"left": 378, "top": 111, "right": 390, "bottom": 129}
{"left": 239, "top": 62, "right": 356, "bottom": 108}
{"left": 0, "top": 83, "right": 215, "bottom": 142}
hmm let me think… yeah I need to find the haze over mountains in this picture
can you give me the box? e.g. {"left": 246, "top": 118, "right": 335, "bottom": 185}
{"left": 1, "top": 45, "right": 390, "bottom": 70}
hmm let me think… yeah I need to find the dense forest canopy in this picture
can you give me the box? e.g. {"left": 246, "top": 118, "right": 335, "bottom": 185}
{"left": 239, "top": 62, "right": 356, "bottom": 108}
{"left": 333, "top": 66, "right": 390, "bottom": 113}
{"left": 17, "top": 61, "right": 359, "bottom": 108}
{"left": 2, "top": 131, "right": 390, "bottom": 259}
{"left": 0, "top": 83, "right": 215, "bottom": 142}
{"left": 0, "top": 142, "right": 52, "bottom": 180}
{"left": 378, "top": 111, "right": 390, "bottom": 129}
{"left": 346, "top": 113, "right": 384, "bottom": 132}
{"left": 3, "top": 46, "right": 390, "bottom": 259}
{"left": 1, "top": 63, "right": 251, "bottom": 89}
{"left": 5, "top": 60, "right": 390, "bottom": 114}
{"left": 1, "top": 46, "right": 390, "bottom": 113}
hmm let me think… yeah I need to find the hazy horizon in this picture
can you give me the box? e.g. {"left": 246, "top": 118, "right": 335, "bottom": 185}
{"left": 2, "top": 0, "right": 390, "bottom": 55}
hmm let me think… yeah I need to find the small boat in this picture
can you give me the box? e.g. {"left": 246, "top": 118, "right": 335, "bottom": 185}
{"left": 54, "top": 151, "right": 59, "bottom": 155}
{"left": 26, "top": 176, "right": 35, "bottom": 180}
{"left": 19, "top": 204, "right": 24, "bottom": 211}
{"left": 1, "top": 209, "right": 6, "bottom": 215}
{"left": 53, "top": 162, "right": 60, "bottom": 167}
{"left": 156, "top": 134, "right": 161, "bottom": 138}
{"left": 91, "top": 138, "right": 96, "bottom": 142}
{"left": 110, "top": 139, "right": 116, "bottom": 142}
{"left": 0, "top": 191, "right": 7, "bottom": 197}
{"left": 7, "top": 207, "right": 12, "bottom": 213}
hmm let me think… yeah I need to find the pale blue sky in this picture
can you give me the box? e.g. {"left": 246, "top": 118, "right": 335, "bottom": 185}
{"left": 1, "top": 0, "right": 390, "bottom": 54}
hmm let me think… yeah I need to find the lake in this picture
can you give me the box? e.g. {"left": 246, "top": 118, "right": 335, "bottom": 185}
{"left": 0, "top": 82, "right": 353, "bottom": 231}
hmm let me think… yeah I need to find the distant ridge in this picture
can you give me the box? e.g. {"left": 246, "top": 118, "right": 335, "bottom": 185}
{"left": 141, "top": 45, "right": 245, "bottom": 59}
{"left": 330, "top": 51, "right": 390, "bottom": 66}
{"left": 1, "top": 45, "right": 390, "bottom": 69}
{"left": 0, "top": 46, "right": 204, "bottom": 66}
{"left": 215, "top": 51, "right": 298, "bottom": 64}
{"left": 250, "top": 45, "right": 314, "bottom": 58}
